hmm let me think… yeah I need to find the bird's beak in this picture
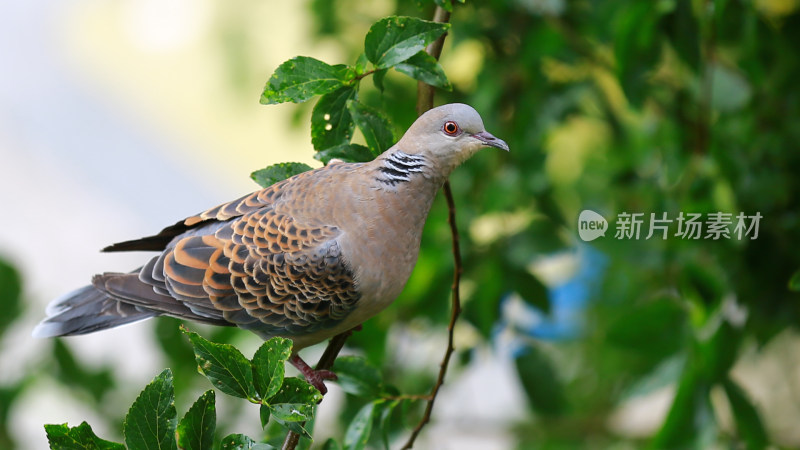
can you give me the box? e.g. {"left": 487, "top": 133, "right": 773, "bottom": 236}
{"left": 470, "top": 131, "right": 510, "bottom": 151}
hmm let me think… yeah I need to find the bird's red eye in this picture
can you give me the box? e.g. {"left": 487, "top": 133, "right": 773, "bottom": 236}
{"left": 443, "top": 121, "right": 459, "bottom": 136}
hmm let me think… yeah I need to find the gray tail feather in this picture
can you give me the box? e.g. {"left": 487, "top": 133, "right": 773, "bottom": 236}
{"left": 32, "top": 285, "right": 157, "bottom": 338}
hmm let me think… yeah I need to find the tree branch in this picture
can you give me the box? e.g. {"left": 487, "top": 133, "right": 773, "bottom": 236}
{"left": 401, "top": 5, "right": 458, "bottom": 450}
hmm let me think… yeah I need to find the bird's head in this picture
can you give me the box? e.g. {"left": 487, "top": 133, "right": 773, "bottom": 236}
{"left": 397, "top": 103, "right": 509, "bottom": 172}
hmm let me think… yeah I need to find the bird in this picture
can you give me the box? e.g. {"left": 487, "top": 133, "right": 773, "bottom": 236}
{"left": 34, "top": 103, "right": 509, "bottom": 394}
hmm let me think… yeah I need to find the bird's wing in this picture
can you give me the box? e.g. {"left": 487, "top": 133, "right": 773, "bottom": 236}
{"left": 102, "top": 170, "right": 308, "bottom": 252}
{"left": 99, "top": 164, "right": 362, "bottom": 337}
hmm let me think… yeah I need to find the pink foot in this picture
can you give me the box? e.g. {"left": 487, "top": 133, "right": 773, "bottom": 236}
{"left": 289, "top": 355, "right": 337, "bottom": 395}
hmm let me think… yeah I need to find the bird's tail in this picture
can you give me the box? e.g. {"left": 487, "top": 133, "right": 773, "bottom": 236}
{"left": 32, "top": 285, "right": 156, "bottom": 338}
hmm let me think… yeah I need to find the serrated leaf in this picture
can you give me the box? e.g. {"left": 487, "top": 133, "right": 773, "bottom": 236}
{"left": 364, "top": 17, "right": 450, "bottom": 68}
{"left": 183, "top": 329, "right": 256, "bottom": 399}
{"left": 260, "top": 56, "right": 353, "bottom": 105}
{"left": 266, "top": 377, "right": 321, "bottom": 439}
{"left": 372, "top": 68, "right": 388, "bottom": 92}
{"left": 176, "top": 390, "right": 215, "bottom": 450}
{"left": 346, "top": 100, "right": 395, "bottom": 156}
{"left": 270, "top": 377, "right": 323, "bottom": 405}
{"left": 220, "top": 434, "right": 276, "bottom": 450}
{"left": 394, "top": 51, "right": 452, "bottom": 90}
{"left": 314, "top": 144, "right": 375, "bottom": 164}
{"left": 269, "top": 403, "right": 314, "bottom": 423}
{"left": 252, "top": 337, "right": 292, "bottom": 402}
{"left": 45, "top": 422, "right": 124, "bottom": 450}
{"left": 250, "top": 163, "right": 314, "bottom": 189}
{"left": 332, "top": 356, "right": 384, "bottom": 397}
{"left": 311, "top": 87, "right": 357, "bottom": 150}
{"left": 123, "top": 369, "right": 177, "bottom": 450}
{"left": 343, "top": 402, "right": 376, "bottom": 450}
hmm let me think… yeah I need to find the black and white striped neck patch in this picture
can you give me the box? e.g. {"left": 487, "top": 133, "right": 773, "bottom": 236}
{"left": 377, "top": 151, "right": 428, "bottom": 185}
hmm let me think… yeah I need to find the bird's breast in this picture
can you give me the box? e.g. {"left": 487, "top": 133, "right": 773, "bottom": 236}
{"left": 336, "top": 180, "right": 439, "bottom": 322}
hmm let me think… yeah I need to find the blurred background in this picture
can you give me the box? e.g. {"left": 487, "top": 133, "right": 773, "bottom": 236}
{"left": 1, "top": 0, "right": 799, "bottom": 448}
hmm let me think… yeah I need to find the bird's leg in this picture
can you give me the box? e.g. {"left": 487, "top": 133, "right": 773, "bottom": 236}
{"left": 289, "top": 354, "right": 337, "bottom": 395}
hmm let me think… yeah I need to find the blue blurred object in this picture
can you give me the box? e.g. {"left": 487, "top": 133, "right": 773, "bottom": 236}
{"left": 499, "top": 245, "right": 608, "bottom": 351}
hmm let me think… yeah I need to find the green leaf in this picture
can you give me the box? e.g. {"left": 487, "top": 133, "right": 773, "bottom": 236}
{"left": 660, "top": 0, "right": 701, "bottom": 72}
{"left": 0, "top": 258, "right": 22, "bottom": 338}
{"left": 176, "top": 390, "right": 215, "bottom": 450}
{"left": 434, "top": 0, "right": 454, "bottom": 12}
{"left": 250, "top": 163, "right": 314, "bottom": 189}
{"left": 372, "top": 68, "right": 388, "bottom": 92}
{"left": 331, "top": 356, "right": 384, "bottom": 397}
{"left": 267, "top": 377, "right": 322, "bottom": 439}
{"left": 183, "top": 328, "right": 257, "bottom": 400}
{"left": 346, "top": 100, "right": 395, "bottom": 156}
{"left": 343, "top": 402, "right": 376, "bottom": 450}
{"left": 220, "top": 434, "right": 276, "bottom": 450}
{"left": 376, "top": 400, "right": 400, "bottom": 450}
{"left": 364, "top": 17, "right": 450, "bottom": 68}
{"left": 394, "top": 51, "right": 452, "bottom": 90}
{"left": 354, "top": 53, "right": 369, "bottom": 76}
{"left": 722, "top": 378, "right": 769, "bottom": 448}
{"left": 45, "top": 422, "right": 124, "bottom": 450}
{"left": 314, "top": 144, "right": 375, "bottom": 164}
{"left": 613, "top": 3, "right": 661, "bottom": 107}
{"left": 270, "top": 377, "right": 322, "bottom": 406}
{"left": 260, "top": 56, "right": 353, "bottom": 105}
{"left": 311, "top": 87, "right": 357, "bottom": 151}
{"left": 276, "top": 420, "right": 312, "bottom": 441}
{"left": 259, "top": 404, "right": 270, "bottom": 429}
{"left": 515, "top": 344, "right": 566, "bottom": 416}
{"left": 505, "top": 264, "right": 548, "bottom": 313}
{"left": 789, "top": 268, "right": 800, "bottom": 291}
{"left": 651, "top": 366, "right": 715, "bottom": 449}
{"left": 123, "top": 369, "right": 178, "bottom": 450}
{"left": 607, "top": 297, "right": 687, "bottom": 356}
{"left": 252, "top": 337, "right": 292, "bottom": 401}
{"left": 321, "top": 438, "right": 342, "bottom": 450}
{"left": 269, "top": 403, "right": 314, "bottom": 423}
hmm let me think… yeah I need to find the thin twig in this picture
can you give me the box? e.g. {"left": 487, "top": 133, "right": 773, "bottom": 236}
{"left": 401, "top": 5, "right": 459, "bottom": 450}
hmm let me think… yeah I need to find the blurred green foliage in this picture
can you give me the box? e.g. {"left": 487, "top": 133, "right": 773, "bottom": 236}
{"left": 303, "top": 0, "right": 800, "bottom": 447}
{"left": 4, "top": 0, "right": 799, "bottom": 448}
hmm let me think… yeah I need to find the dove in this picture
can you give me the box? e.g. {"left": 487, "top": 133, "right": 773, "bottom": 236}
{"left": 34, "top": 103, "right": 509, "bottom": 394}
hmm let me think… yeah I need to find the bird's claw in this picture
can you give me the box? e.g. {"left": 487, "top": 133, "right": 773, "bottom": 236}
{"left": 290, "top": 355, "right": 337, "bottom": 396}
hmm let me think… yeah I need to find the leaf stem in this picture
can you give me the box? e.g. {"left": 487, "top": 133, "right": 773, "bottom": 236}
{"left": 354, "top": 68, "right": 377, "bottom": 81}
